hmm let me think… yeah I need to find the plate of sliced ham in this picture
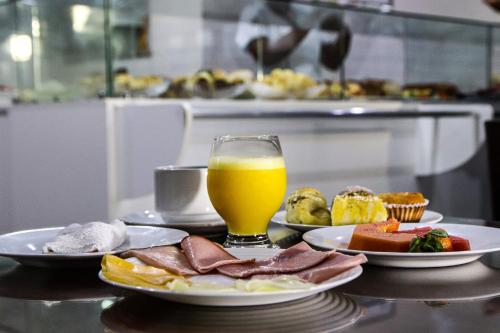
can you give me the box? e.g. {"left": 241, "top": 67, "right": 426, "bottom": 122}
{"left": 98, "top": 236, "right": 366, "bottom": 306}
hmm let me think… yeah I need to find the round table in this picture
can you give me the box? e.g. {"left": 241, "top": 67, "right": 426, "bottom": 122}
{"left": 1, "top": 216, "right": 500, "bottom": 332}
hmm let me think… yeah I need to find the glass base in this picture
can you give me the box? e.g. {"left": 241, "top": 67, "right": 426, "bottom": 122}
{"left": 223, "top": 233, "right": 279, "bottom": 248}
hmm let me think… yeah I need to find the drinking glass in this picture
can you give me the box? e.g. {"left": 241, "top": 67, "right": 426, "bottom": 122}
{"left": 207, "top": 135, "right": 287, "bottom": 248}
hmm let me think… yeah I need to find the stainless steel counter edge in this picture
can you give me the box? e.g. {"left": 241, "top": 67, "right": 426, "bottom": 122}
{"left": 191, "top": 108, "right": 475, "bottom": 119}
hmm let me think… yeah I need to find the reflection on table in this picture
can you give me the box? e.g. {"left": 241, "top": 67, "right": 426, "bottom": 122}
{"left": 101, "top": 292, "right": 362, "bottom": 333}
{"left": 336, "top": 252, "right": 500, "bottom": 302}
{"left": 0, "top": 258, "right": 116, "bottom": 301}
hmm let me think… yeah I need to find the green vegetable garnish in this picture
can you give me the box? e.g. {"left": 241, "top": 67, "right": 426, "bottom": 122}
{"left": 408, "top": 229, "right": 449, "bottom": 253}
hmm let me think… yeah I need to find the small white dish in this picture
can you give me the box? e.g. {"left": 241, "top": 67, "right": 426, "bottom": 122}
{"left": 303, "top": 223, "right": 500, "bottom": 268}
{"left": 271, "top": 209, "right": 443, "bottom": 232}
{"left": 0, "top": 226, "right": 188, "bottom": 268}
{"left": 98, "top": 247, "right": 363, "bottom": 306}
{"left": 120, "top": 210, "right": 227, "bottom": 235}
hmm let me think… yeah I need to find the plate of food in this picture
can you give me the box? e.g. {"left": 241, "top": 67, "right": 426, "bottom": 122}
{"left": 187, "top": 69, "right": 253, "bottom": 99}
{"left": 272, "top": 186, "right": 442, "bottom": 232}
{"left": 272, "top": 210, "right": 443, "bottom": 232}
{"left": 303, "top": 220, "right": 500, "bottom": 268}
{"left": 98, "top": 235, "right": 366, "bottom": 306}
{"left": 250, "top": 69, "right": 318, "bottom": 99}
{"left": 0, "top": 220, "right": 188, "bottom": 267}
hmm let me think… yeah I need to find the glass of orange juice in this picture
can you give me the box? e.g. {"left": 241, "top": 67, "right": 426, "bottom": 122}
{"left": 208, "top": 135, "right": 287, "bottom": 248}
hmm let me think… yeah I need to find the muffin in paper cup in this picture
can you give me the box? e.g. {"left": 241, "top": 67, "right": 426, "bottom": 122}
{"left": 383, "top": 200, "right": 428, "bottom": 222}
{"left": 378, "top": 192, "right": 429, "bottom": 222}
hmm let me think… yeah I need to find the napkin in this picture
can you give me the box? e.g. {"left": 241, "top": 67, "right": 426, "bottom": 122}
{"left": 43, "top": 220, "right": 128, "bottom": 254}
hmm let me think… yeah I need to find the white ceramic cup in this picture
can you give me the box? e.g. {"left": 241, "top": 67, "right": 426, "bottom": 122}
{"left": 154, "top": 166, "right": 218, "bottom": 222}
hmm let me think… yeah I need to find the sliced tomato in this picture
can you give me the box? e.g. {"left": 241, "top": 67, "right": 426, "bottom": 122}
{"left": 449, "top": 235, "right": 471, "bottom": 251}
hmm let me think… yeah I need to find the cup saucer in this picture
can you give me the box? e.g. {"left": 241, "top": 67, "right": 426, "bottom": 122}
{"left": 120, "top": 211, "right": 227, "bottom": 236}
{"left": 162, "top": 212, "right": 222, "bottom": 223}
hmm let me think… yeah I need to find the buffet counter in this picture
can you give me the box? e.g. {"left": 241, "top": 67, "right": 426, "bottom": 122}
{"left": 0, "top": 99, "right": 492, "bottom": 234}
{"left": 129, "top": 99, "right": 490, "bottom": 173}
{"left": 108, "top": 99, "right": 491, "bottom": 196}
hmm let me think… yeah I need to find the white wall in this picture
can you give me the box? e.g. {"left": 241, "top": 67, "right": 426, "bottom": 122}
{"left": 0, "top": 101, "right": 108, "bottom": 233}
{"left": 0, "top": 111, "right": 12, "bottom": 232}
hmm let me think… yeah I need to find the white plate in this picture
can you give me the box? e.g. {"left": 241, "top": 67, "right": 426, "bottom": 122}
{"left": 0, "top": 226, "right": 188, "bottom": 268}
{"left": 271, "top": 209, "right": 443, "bottom": 232}
{"left": 120, "top": 210, "right": 227, "bottom": 235}
{"left": 98, "top": 248, "right": 363, "bottom": 306}
{"left": 303, "top": 223, "right": 500, "bottom": 268}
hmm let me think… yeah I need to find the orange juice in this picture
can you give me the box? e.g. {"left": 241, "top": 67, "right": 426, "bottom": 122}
{"left": 208, "top": 156, "right": 286, "bottom": 235}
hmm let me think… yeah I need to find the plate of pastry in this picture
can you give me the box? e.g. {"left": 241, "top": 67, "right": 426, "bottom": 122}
{"left": 303, "top": 220, "right": 500, "bottom": 268}
{"left": 271, "top": 186, "right": 442, "bottom": 232}
{"left": 272, "top": 210, "right": 443, "bottom": 232}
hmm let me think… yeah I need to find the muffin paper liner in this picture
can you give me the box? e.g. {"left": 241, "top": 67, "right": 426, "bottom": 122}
{"left": 384, "top": 199, "right": 429, "bottom": 222}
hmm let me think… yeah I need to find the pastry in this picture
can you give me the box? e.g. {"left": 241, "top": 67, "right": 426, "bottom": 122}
{"left": 402, "top": 83, "right": 459, "bottom": 100}
{"left": 253, "top": 69, "right": 317, "bottom": 99}
{"left": 186, "top": 69, "right": 252, "bottom": 99}
{"left": 286, "top": 188, "right": 331, "bottom": 226}
{"left": 331, "top": 186, "right": 388, "bottom": 226}
{"left": 378, "top": 192, "right": 429, "bottom": 222}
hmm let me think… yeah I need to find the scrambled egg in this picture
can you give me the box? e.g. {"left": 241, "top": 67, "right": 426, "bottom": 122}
{"left": 101, "top": 254, "right": 185, "bottom": 289}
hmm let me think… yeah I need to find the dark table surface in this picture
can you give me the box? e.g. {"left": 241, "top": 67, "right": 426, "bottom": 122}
{"left": 2, "top": 216, "right": 500, "bottom": 333}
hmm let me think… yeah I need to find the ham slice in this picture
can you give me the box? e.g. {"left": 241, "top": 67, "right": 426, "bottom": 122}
{"left": 251, "top": 252, "right": 367, "bottom": 283}
{"left": 181, "top": 236, "right": 255, "bottom": 273}
{"left": 121, "top": 246, "right": 199, "bottom": 276}
{"left": 216, "top": 242, "right": 330, "bottom": 278}
{"left": 296, "top": 252, "right": 367, "bottom": 283}
{"left": 124, "top": 236, "right": 367, "bottom": 285}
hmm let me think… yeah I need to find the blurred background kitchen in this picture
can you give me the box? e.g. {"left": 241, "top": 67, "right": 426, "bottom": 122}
{"left": 1, "top": 0, "right": 500, "bottom": 233}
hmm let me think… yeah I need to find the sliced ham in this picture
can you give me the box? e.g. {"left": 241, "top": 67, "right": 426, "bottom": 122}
{"left": 296, "top": 252, "right": 367, "bottom": 283}
{"left": 216, "top": 242, "right": 330, "bottom": 278}
{"left": 251, "top": 252, "right": 367, "bottom": 283}
{"left": 181, "top": 236, "right": 255, "bottom": 273}
{"left": 121, "top": 246, "right": 199, "bottom": 276}
{"left": 124, "top": 236, "right": 368, "bottom": 285}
